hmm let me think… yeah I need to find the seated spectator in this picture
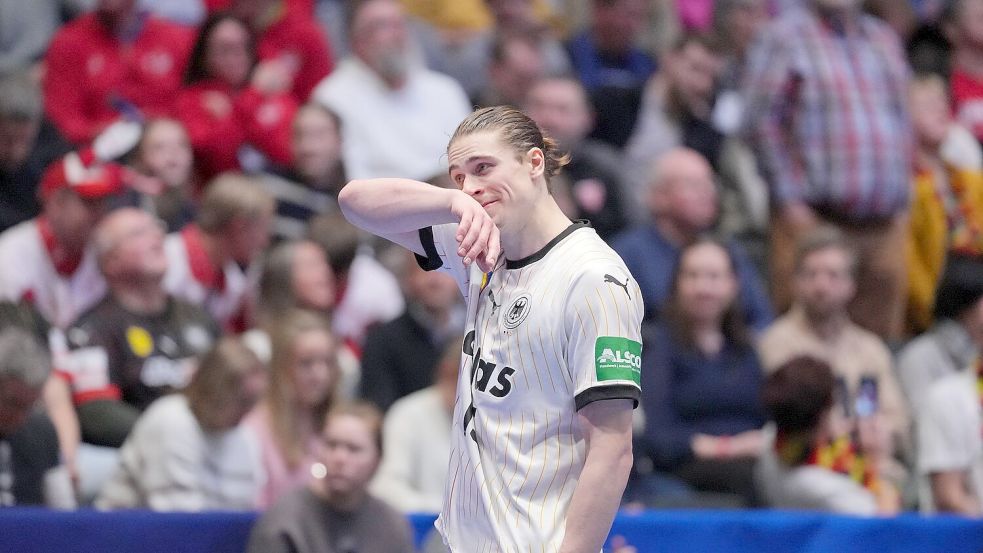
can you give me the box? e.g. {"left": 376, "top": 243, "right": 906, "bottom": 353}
{"left": 525, "top": 76, "right": 630, "bottom": 240}
{"left": 307, "top": 212, "right": 404, "bottom": 347}
{"left": 414, "top": 0, "right": 570, "bottom": 103}
{"left": 474, "top": 32, "right": 547, "bottom": 108}
{"left": 369, "top": 338, "right": 458, "bottom": 513}
{"left": 756, "top": 356, "right": 884, "bottom": 515}
{"left": 163, "top": 172, "right": 274, "bottom": 330}
{"left": 0, "top": 154, "right": 121, "bottom": 329}
{"left": 228, "top": 0, "right": 335, "bottom": 103}
{"left": 917, "top": 356, "right": 983, "bottom": 515}
{"left": 0, "top": 328, "right": 75, "bottom": 508}
{"left": 946, "top": 0, "right": 983, "bottom": 144}
{"left": 247, "top": 402, "right": 415, "bottom": 553}
{"left": 622, "top": 34, "right": 724, "bottom": 204}
{"left": 43, "top": 0, "right": 195, "bottom": 144}
{"left": 96, "top": 336, "right": 267, "bottom": 511}
{"left": 262, "top": 103, "right": 347, "bottom": 241}
{"left": 0, "top": 72, "right": 72, "bottom": 233}
{"left": 176, "top": 13, "right": 296, "bottom": 180}
{"left": 119, "top": 118, "right": 197, "bottom": 232}
{"left": 611, "top": 148, "right": 772, "bottom": 330}
{"left": 636, "top": 238, "right": 766, "bottom": 506}
{"left": 899, "top": 256, "right": 983, "bottom": 415}
{"left": 757, "top": 227, "right": 908, "bottom": 504}
{"left": 254, "top": 240, "right": 335, "bottom": 328}
{"left": 360, "top": 251, "right": 461, "bottom": 412}
{"left": 59, "top": 208, "right": 219, "bottom": 449}
{"left": 566, "top": 0, "right": 655, "bottom": 92}
{"left": 244, "top": 309, "right": 338, "bottom": 508}
{"left": 0, "top": 0, "right": 84, "bottom": 75}
{"left": 311, "top": 0, "right": 471, "bottom": 181}
{"left": 906, "top": 73, "right": 983, "bottom": 334}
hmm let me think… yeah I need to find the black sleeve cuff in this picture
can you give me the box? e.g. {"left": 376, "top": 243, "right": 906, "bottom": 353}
{"left": 415, "top": 227, "right": 443, "bottom": 271}
{"left": 575, "top": 384, "right": 640, "bottom": 411}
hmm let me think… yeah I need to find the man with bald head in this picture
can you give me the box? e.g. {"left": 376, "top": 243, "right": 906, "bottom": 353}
{"left": 611, "top": 148, "right": 772, "bottom": 330}
{"left": 58, "top": 208, "right": 219, "bottom": 449}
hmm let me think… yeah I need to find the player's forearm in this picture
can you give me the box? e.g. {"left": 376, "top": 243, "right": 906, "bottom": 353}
{"left": 558, "top": 438, "right": 633, "bottom": 553}
{"left": 338, "top": 178, "right": 459, "bottom": 235}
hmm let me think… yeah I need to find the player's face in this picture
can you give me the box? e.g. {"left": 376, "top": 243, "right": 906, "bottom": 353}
{"left": 320, "top": 415, "right": 379, "bottom": 498}
{"left": 794, "top": 247, "right": 855, "bottom": 319}
{"left": 447, "top": 131, "right": 543, "bottom": 232}
{"left": 290, "top": 329, "right": 336, "bottom": 409}
{"left": 675, "top": 242, "right": 738, "bottom": 325}
{"left": 291, "top": 242, "right": 336, "bottom": 311}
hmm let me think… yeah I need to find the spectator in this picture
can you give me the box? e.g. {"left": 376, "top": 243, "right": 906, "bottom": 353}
{"left": 247, "top": 402, "right": 414, "bottom": 553}
{"left": 898, "top": 255, "right": 983, "bottom": 415}
{"left": 566, "top": 0, "right": 656, "bottom": 91}
{"left": 163, "top": 172, "right": 274, "bottom": 330}
{"left": 743, "top": 0, "right": 912, "bottom": 341}
{"left": 96, "top": 337, "right": 267, "bottom": 511}
{"left": 0, "top": 72, "right": 72, "bottom": 233}
{"left": 414, "top": 0, "right": 570, "bottom": 102}
{"left": 360, "top": 251, "right": 461, "bottom": 412}
{"left": 369, "top": 338, "right": 458, "bottom": 513}
{"left": 525, "top": 75, "right": 630, "bottom": 240}
{"left": 906, "top": 74, "right": 983, "bottom": 334}
{"left": 58, "top": 208, "right": 219, "bottom": 451}
{"left": 623, "top": 34, "right": 724, "bottom": 197}
{"left": 474, "top": 32, "right": 547, "bottom": 108}
{"left": 757, "top": 227, "right": 909, "bottom": 497}
{"left": 917, "top": 356, "right": 983, "bottom": 515}
{"left": 262, "top": 103, "right": 346, "bottom": 241}
{"left": 43, "top": 0, "right": 195, "bottom": 144}
{"left": 611, "top": 148, "right": 773, "bottom": 330}
{"left": 0, "top": 328, "right": 75, "bottom": 508}
{"left": 310, "top": 0, "right": 471, "bottom": 181}
{"left": 244, "top": 309, "right": 338, "bottom": 508}
{"left": 307, "top": 212, "right": 404, "bottom": 347}
{"left": 176, "top": 13, "right": 297, "bottom": 180}
{"left": 228, "top": 0, "right": 335, "bottom": 103}
{"left": 0, "top": 0, "right": 87, "bottom": 75}
{"left": 636, "top": 238, "right": 766, "bottom": 506}
{"left": 0, "top": 154, "right": 122, "bottom": 329}
{"left": 946, "top": 0, "right": 983, "bottom": 142}
{"left": 119, "top": 119, "right": 197, "bottom": 232}
{"left": 254, "top": 240, "right": 335, "bottom": 328}
{"left": 756, "top": 356, "right": 884, "bottom": 515}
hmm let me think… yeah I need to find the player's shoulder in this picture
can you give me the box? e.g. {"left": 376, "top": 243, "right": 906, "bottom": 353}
{"left": 560, "top": 228, "right": 632, "bottom": 280}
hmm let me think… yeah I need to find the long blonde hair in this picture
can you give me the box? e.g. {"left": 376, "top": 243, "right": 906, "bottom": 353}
{"left": 265, "top": 309, "right": 338, "bottom": 468}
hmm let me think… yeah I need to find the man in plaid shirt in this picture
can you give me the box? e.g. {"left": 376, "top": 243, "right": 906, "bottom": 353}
{"left": 743, "top": 0, "right": 912, "bottom": 341}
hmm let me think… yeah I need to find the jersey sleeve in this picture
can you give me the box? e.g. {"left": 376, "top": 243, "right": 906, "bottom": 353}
{"left": 564, "top": 262, "right": 644, "bottom": 411}
{"left": 416, "top": 223, "right": 471, "bottom": 295}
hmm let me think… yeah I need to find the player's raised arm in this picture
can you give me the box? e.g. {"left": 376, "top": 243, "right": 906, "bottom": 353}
{"left": 338, "top": 178, "right": 500, "bottom": 270}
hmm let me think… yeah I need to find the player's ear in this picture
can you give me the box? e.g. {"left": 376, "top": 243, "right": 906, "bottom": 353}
{"left": 527, "top": 147, "right": 545, "bottom": 180}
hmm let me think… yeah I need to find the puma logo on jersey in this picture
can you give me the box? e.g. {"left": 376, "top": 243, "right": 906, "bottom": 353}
{"left": 488, "top": 289, "right": 501, "bottom": 316}
{"left": 604, "top": 274, "right": 631, "bottom": 299}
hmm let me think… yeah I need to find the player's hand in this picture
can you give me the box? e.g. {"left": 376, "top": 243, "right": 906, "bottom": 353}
{"left": 450, "top": 190, "right": 500, "bottom": 272}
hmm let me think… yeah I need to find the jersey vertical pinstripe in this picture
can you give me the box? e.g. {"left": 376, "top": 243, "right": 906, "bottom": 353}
{"left": 415, "top": 220, "right": 643, "bottom": 552}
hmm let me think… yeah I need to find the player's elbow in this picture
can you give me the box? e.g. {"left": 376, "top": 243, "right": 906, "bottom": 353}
{"left": 337, "top": 180, "right": 364, "bottom": 214}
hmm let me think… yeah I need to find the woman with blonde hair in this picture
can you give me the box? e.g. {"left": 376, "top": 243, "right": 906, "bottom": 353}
{"left": 244, "top": 308, "right": 339, "bottom": 508}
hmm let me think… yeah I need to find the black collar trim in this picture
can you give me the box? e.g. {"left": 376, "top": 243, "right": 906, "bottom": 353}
{"left": 505, "top": 220, "right": 590, "bottom": 270}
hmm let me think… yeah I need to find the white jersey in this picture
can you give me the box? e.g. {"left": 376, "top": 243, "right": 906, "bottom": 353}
{"left": 0, "top": 219, "right": 106, "bottom": 329}
{"left": 417, "top": 221, "right": 643, "bottom": 552}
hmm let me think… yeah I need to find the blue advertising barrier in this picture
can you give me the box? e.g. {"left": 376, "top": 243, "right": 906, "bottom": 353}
{"left": 1, "top": 508, "right": 982, "bottom": 552}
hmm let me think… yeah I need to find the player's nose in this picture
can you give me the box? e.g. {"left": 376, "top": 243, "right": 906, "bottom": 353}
{"left": 461, "top": 175, "right": 483, "bottom": 197}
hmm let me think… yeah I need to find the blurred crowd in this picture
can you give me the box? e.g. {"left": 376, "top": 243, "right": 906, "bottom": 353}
{"left": 1, "top": 0, "right": 983, "bottom": 549}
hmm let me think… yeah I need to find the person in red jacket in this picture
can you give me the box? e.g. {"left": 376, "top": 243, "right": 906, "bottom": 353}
{"left": 228, "top": 0, "right": 334, "bottom": 102}
{"left": 43, "top": 0, "right": 195, "bottom": 145}
{"left": 176, "top": 13, "right": 297, "bottom": 182}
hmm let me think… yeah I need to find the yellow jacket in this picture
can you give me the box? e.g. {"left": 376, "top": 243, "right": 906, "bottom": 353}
{"left": 906, "top": 167, "right": 983, "bottom": 332}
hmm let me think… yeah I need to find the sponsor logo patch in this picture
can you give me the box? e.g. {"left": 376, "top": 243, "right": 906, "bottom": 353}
{"left": 594, "top": 336, "right": 642, "bottom": 385}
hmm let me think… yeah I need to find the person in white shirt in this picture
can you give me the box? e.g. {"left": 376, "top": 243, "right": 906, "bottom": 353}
{"left": 340, "top": 105, "right": 641, "bottom": 553}
{"left": 370, "top": 338, "right": 459, "bottom": 513}
{"left": 310, "top": 0, "right": 471, "bottom": 181}
{"left": 96, "top": 337, "right": 267, "bottom": 511}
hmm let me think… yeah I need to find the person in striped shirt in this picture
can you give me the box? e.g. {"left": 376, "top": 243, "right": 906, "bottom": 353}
{"left": 339, "top": 106, "right": 642, "bottom": 552}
